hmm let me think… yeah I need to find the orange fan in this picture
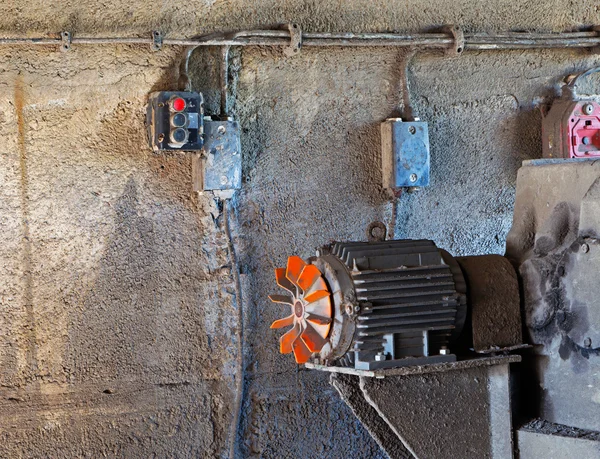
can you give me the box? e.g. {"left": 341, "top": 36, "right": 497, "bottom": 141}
{"left": 269, "top": 256, "right": 333, "bottom": 364}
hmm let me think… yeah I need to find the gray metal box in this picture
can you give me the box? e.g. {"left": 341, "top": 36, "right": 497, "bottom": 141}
{"left": 381, "top": 118, "right": 430, "bottom": 188}
{"left": 192, "top": 119, "right": 241, "bottom": 192}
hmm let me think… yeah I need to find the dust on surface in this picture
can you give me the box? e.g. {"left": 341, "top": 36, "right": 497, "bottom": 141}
{"left": 0, "top": 1, "right": 599, "bottom": 458}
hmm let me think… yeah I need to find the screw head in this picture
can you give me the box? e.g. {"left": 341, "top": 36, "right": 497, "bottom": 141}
{"left": 217, "top": 125, "right": 226, "bottom": 135}
{"left": 409, "top": 173, "right": 418, "bottom": 183}
{"left": 408, "top": 125, "right": 416, "bottom": 135}
{"left": 220, "top": 176, "right": 228, "bottom": 185}
{"left": 583, "top": 136, "right": 591, "bottom": 145}
{"left": 583, "top": 103, "right": 594, "bottom": 115}
{"left": 584, "top": 337, "right": 592, "bottom": 348}
{"left": 581, "top": 243, "right": 590, "bottom": 253}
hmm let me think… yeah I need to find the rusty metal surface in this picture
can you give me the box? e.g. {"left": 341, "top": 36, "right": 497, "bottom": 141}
{"left": 456, "top": 255, "right": 523, "bottom": 352}
{"left": 506, "top": 160, "right": 600, "bottom": 431}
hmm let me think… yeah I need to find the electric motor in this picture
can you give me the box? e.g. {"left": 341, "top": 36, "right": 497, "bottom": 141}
{"left": 269, "top": 238, "right": 470, "bottom": 370}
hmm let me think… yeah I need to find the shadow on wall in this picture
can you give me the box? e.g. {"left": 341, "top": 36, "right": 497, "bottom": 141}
{"left": 69, "top": 177, "right": 169, "bottom": 381}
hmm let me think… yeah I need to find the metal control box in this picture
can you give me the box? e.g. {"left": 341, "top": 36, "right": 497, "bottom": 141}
{"left": 192, "top": 119, "right": 242, "bottom": 193}
{"left": 381, "top": 118, "right": 430, "bottom": 188}
{"left": 146, "top": 91, "right": 204, "bottom": 151}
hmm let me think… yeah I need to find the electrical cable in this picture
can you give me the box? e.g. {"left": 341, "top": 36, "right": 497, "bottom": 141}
{"left": 222, "top": 198, "right": 244, "bottom": 459}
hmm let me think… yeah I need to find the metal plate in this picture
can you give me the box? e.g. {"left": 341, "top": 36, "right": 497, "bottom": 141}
{"left": 381, "top": 119, "right": 430, "bottom": 188}
{"left": 196, "top": 119, "right": 241, "bottom": 191}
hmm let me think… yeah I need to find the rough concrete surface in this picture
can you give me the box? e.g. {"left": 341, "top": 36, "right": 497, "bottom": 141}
{"left": 360, "top": 364, "right": 513, "bottom": 458}
{"left": 331, "top": 373, "right": 412, "bottom": 459}
{"left": 0, "top": 1, "right": 599, "bottom": 458}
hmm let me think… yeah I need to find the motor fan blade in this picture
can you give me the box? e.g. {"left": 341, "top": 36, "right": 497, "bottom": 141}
{"left": 286, "top": 256, "right": 307, "bottom": 287}
{"left": 280, "top": 323, "right": 300, "bottom": 354}
{"left": 275, "top": 268, "right": 296, "bottom": 294}
{"left": 304, "top": 289, "right": 330, "bottom": 304}
{"left": 270, "top": 315, "right": 294, "bottom": 329}
{"left": 304, "top": 295, "right": 332, "bottom": 319}
{"left": 308, "top": 275, "right": 328, "bottom": 295}
{"left": 292, "top": 336, "right": 312, "bottom": 364}
{"left": 300, "top": 323, "right": 328, "bottom": 352}
{"left": 297, "top": 265, "right": 322, "bottom": 292}
{"left": 305, "top": 312, "right": 333, "bottom": 325}
{"left": 268, "top": 294, "right": 294, "bottom": 305}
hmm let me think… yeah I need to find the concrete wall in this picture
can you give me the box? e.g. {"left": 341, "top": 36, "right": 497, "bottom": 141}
{"left": 0, "top": 1, "right": 599, "bottom": 457}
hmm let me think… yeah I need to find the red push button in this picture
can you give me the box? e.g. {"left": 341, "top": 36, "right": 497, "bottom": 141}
{"left": 172, "top": 97, "right": 186, "bottom": 112}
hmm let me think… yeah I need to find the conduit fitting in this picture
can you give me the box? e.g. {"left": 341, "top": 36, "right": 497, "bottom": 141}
{"left": 60, "top": 31, "right": 71, "bottom": 52}
{"left": 443, "top": 25, "right": 464, "bottom": 56}
{"left": 2, "top": 27, "right": 600, "bottom": 52}
{"left": 284, "top": 23, "right": 302, "bottom": 57}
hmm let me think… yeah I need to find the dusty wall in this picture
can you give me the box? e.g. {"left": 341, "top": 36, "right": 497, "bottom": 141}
{"left": 0, "top": 1, "right": 599, "bottom": 458}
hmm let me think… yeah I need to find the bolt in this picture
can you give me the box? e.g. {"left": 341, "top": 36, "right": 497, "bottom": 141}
{"left": 439, "top": 346, "right": 450, "bottom": 356}
{"left": 581, "top": 243, "right": 590, "bottom": 254}
{"left": 409, "top": 173, "right": 418, "bottom": 183}
{"left": 408, "top": 125, "right": 416, "bottom": 135}
{"left": 583, "top": 136, "right": 591, "bottom": 145}
{"left": 217, "top": 125, "right": 226, "bottom": 135}
{"left": 584, "top": 337, "right": 592, "bottom": 348}
{"left": 583, "top": 103, "right": 594, "bottom": 115}
{"left": 370, "top": 226, "right": 385, "bottom": 240}
{"left": 354, "top": 304, "right": 360, "bottom": 313}
{"left": 157, "top": 133, "right": 165, "bottom": 142}
{"left": 345, "top": 304, "right": 354, "bottom": 316}
{"left": 220, "top": 176, "right": 228, "bottom": 185}
{"left": 375, "top": 352, "right": 386, "bottom": 361}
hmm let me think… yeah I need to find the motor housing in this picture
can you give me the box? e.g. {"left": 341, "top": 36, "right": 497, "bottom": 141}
{"left": 311, "top": 240, "right": 467, "bottom": 370}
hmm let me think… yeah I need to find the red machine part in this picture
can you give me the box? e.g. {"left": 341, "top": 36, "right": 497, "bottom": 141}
{"left": 568, "top": 102, "right": 600, "bottom": 157}
{"left": 543, "top": 99, "right": 600, "bottom": 159}
{"left": 269, "top": 256, "right": 332, "bottom": 364}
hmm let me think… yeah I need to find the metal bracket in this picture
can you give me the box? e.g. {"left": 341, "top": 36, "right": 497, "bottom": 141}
{"left": 60, "top": 31, "right": 71, "bottom": 52}
{"left": 593, "top": 26, "right": 600, "bottom": 53}
{"left": 152, "top": 30, "right": 163, "bottom": 51}
{"left": 444, "top": 25, "right": 464, "bottom": 56}
{"left": 284, "top": 23, "right": 302, "bottom": 57}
